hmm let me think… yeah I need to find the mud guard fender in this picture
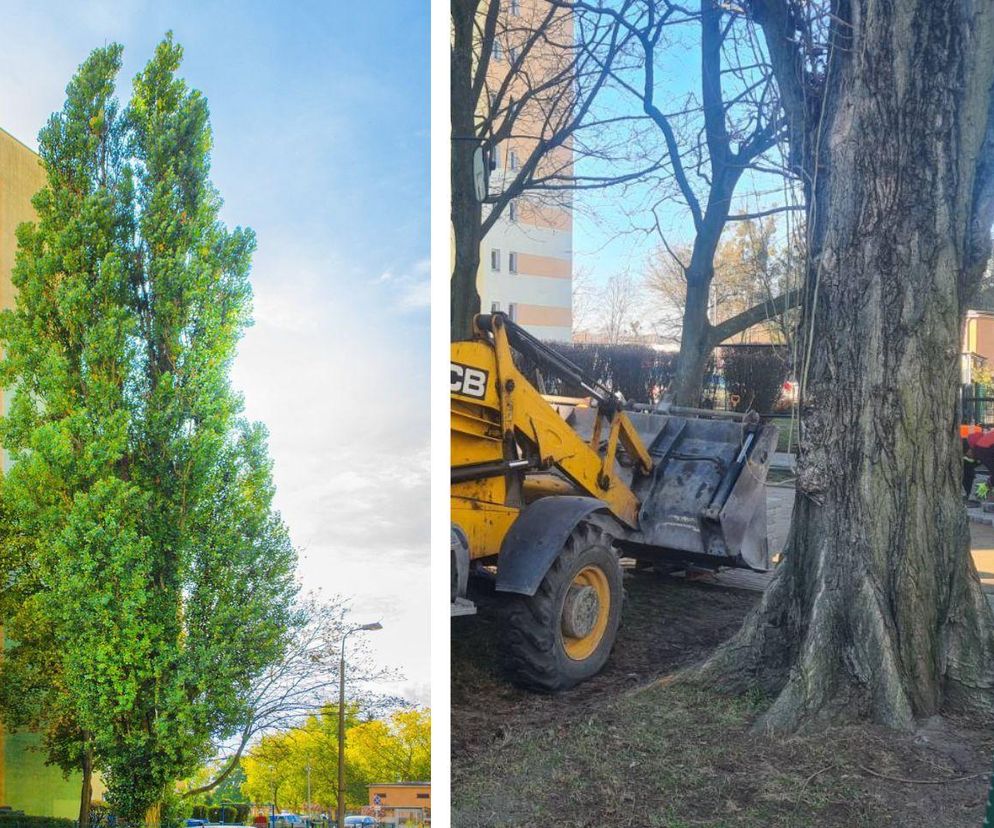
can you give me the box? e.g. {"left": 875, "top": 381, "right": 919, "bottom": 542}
{"left": 495, "top": 496, "right": 610, "bottom": 596}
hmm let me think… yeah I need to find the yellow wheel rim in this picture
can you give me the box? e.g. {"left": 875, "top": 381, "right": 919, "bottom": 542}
{"left": 561, "top": 564, "right": 611, "bottom": 661}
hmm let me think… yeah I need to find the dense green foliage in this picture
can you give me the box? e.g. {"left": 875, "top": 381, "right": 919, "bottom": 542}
{"left": 0, "top": 36, "right": 298, "bottom": 819}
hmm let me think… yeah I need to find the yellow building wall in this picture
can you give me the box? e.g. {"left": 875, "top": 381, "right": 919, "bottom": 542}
{"left": 0, "top": 128, "right": 45, "bottom": 317}
{"left": 0, "top": 126, "right": 46, "bottom": 812}
{"left": 0, "top": 127, "right": 102, "bottom": 819}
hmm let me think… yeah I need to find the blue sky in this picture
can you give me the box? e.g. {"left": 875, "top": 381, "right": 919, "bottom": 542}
{"left": 0, "top": 1, "right": 430, "bottom": 703}
{"left": 573, "top": 21, "right": 792, "bottom": 333}
{"left": 574, "top": 37, "right": 702, "bottom": 291}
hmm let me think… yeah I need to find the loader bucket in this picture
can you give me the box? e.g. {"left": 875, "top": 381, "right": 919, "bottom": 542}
{"left": 563, "top": 405, "right": 777, "bottom": 571}
{"left": 629, "top": 412, "right": 777, "bottom": 570}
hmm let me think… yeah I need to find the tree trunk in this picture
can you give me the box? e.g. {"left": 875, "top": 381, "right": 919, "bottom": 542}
{"left": 145, "top": 801, "right": 162, "bottom": 827}
{"left": 451, "top": 203, "right": 483, "bottom": 341}
{"left": 668, "top": 211, "right": 731, "bottom": 406}
{"left": 78, "top": 743, "right": 93, "bottom": 828}
{"left": 669, "top": 274, "right": 714, "bottom": 406}
{"left": 695, "top": 0, "right": 994, "bottom": 731}
{"left": 450, "top": 0, "right": 484, "bottom": 341}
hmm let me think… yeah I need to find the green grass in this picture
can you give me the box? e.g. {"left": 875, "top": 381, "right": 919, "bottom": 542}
{"left": 770, "top": 417, "right": 798, "bottom": 454}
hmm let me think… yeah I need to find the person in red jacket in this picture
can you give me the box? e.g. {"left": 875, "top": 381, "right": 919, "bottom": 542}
{"left": 966, "top": 430, "right": 994, "bottom": 494}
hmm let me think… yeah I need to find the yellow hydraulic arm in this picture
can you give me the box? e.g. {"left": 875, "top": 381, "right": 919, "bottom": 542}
{"left": 451, "top": 313, "right": 653, "bottom": 529}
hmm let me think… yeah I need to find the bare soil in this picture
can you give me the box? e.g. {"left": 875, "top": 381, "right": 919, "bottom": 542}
{"left": 451, "top": 570, "right": 994, "bottom": 827}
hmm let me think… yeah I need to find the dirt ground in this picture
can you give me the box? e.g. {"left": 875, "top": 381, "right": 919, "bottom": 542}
{"left": 451, "top": 487, "right": 994, "bottom": 827}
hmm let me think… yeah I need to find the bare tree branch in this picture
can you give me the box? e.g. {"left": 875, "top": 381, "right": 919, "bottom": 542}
{"left": 708, "top": 285, "right": 801, "bottom": 344}
{"left": 182, "top": 596, "right": 400, "bottom": 799}
{"left": 728, "top": 203, "right": 804, "bottom": 221}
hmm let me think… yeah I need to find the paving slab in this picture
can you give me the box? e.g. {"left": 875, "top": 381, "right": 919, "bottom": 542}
{"left": 766, "top": 483, "right": 794, "bottom": 556}
{"left": 714, "top": 485, "right": 994, "bottom": 613}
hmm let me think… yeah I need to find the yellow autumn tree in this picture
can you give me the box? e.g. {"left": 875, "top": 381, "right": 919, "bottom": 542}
{"left": 646, "top": 218, "right": 802, "bottom": 346}
{"left": 241, "top": 707, "right": 430, "bottom": 814}
{"left": 348, "top": 709, "right": 431, "bottom": 784}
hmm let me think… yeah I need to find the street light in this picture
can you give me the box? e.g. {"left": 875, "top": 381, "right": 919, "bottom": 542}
{"left": 338, "top": 622, "right": 382, "bottom": 828}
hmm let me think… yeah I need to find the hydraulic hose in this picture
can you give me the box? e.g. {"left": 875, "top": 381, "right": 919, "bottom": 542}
{"left": 476, "top": 313, "right": 615, "bottom": 408}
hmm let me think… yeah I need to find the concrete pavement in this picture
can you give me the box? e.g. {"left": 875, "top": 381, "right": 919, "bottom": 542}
{"left": 758, "top": 484, "right": 994, "bottom": 612}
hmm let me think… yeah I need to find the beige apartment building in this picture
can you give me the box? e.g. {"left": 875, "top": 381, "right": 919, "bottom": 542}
{"left": 963, "top": 309, "right": 994, "bottom": 384}
{"left": 479, "top": 0, "right": 574, "bottom": 342}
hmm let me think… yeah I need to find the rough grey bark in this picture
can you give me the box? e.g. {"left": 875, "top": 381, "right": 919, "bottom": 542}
{"left": 450, "top": 0, "right": 487, "bottom": 341}
{"left": 694, "top": 0, "right": 994, "bottom": 731}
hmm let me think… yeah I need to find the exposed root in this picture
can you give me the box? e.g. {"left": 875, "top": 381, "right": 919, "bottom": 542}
{"left": 940, "top": 555, "right": 994, "bottom": 717}
{"left": 683, "top": 544, "right": 994, "bottom": 735}
{"left": 683, "top": 562, "right": 795, "bottom": 696}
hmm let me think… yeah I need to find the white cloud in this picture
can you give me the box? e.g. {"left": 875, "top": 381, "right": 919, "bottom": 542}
{"left": 376, "top": 257, "right": 431, "bottom": 313}
{"left": 232, "top": 250, "right": 429, "bottom": 699}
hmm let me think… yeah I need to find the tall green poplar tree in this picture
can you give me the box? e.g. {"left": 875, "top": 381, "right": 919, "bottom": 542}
{"left": 0, "top": 37, "right": 299, "bottom": 821}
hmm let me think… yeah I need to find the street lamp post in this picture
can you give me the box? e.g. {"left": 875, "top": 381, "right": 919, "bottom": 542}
{"left": 338, "top": 621, "right": 382, "bottom": 828}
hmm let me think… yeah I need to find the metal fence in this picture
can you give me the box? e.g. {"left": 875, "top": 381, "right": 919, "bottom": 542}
{"left": 962, "top": 384, "right": 994, "bottom": 426}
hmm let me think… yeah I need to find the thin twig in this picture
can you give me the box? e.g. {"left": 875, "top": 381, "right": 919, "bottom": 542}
{"left": 793, "top": 764, "right": 834, "bottom": 810}
{"left": 858, "top": 764, "right": 987, "bottom": 785}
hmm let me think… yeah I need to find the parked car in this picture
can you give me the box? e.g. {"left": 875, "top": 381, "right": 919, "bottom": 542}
{"left": 272, "top": 815, "right": 307, "bottom": 828}
{"left": 343, "top": 818, "right": 377, "bottom": 827}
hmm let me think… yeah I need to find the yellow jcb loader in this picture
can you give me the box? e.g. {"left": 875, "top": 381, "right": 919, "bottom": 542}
{"left": 451, "top": 313, "right": 778, "bottom": 691}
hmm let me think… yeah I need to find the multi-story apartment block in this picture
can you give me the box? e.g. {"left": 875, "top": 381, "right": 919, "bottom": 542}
{"left": 478, "top": 0, "right": 574, "bottom": 342}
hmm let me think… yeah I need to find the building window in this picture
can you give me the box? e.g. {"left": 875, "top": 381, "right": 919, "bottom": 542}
{"left": 509, "top": 45, "right": 519, "bottom": 63}
{"left": 508, "top": 149, "right": 519, "bottom": 171}
{"left": 509, "top": 303, "right": 518, "bottom": 322}
{"left": 491, "top": 301, "right": 501, "bottom": 313}
{"left": 509, "top": 252, "right": 518, "bottom": 273}
{"left": 493, "top": 40, "right": 503, "bottom": 61}
{"left": 416, "top": 794, "right": 429, "bottom": 800}
{"left": 491, "top": 248, "right": 501, "bottom": 271}
{"left": 510, "top": 0, "right": 521, "bottom": 14}
{"left": 508, "top": 200, "right": 518, "bottom": 222}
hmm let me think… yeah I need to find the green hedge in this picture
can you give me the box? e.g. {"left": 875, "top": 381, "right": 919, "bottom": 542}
{"left": 0, "top": 815, "right": 77, "bottom": 828}
{"left": 191, "top": 804, "right": 250, "bottom": 824}
{"left": 721, "top": 346, "right": 789, "bottom": 414}
{"left": 517, "top": 342, "right": 677, "bottom": 404}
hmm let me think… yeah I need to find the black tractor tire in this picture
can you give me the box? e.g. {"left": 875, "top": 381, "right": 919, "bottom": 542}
{"left": 498, "top": 520, "right": 622, "bottom": 691}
